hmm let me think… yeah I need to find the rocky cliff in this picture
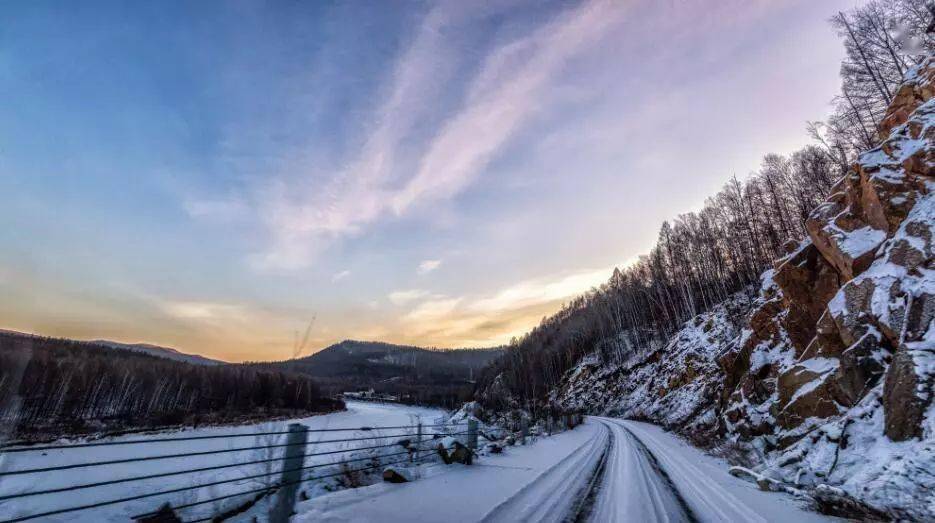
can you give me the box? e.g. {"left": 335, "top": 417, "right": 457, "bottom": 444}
{"left": 549, "top": 58, "right": 935, "bottom": 519}
{"left": 716, "top": 55, "right": 935, "bottom": 520}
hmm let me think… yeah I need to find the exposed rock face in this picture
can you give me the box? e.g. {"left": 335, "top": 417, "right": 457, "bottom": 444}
{"left": 721, "top": 57, "right": 934, "bottom": 440}
{"left": 884, "top": 348, "right": 930, "bottom": 441}
{"left": 878, "top": 62, "right": 935, "bottom": 140}
{"left": 771, "top": 243, "right": 842, "bottom": 353}
{"left": 805, "top": 177, "right": 886, "bottom": 282}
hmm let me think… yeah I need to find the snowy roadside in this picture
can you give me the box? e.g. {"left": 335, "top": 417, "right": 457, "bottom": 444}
{"left": 0, "top": 401, "right": 445, "bottom": 522}
{"left": 293, "top": 421, "right": 606, "bottom": 523}
{"left": 295, "top": 417, "right": 842, "bottom": 523}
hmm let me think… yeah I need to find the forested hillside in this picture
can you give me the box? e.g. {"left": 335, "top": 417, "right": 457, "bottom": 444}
{"left": 477, "top": 146, "right": 841, "bottom": 409}
{"left": 477, "top": 0, "right": 932, "bottom": 415}
{"left": 0, "top": 333, "right": 498, "bottom": 442}
{"left": 256, "top": 340, "right": 503, "bottom": 409}
{"left": 0, "top": 331, "right": 342, "bottom": 441}
{"left": 475, "top": 1, "right": 934, "bottom": 519}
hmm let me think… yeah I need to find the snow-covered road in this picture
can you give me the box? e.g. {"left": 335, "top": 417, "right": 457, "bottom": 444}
{"left": 587, "top": 418, "right": 692, "bottom": 522}
{"left": 298, "top": 416, "right": 838, "bottom": 523}
{"left": 478, "top": 422, "right": 607, "bottom": 522}
{"left": 588, "top": 418, "right": 837, "bottom": 523}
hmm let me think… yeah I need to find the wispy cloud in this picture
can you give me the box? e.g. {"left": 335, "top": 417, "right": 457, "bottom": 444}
{"left": 469, "top": 266, "right": 614, "bottom": 312}
{"left": 183, "top": 196, "right": 249, "bottom": 223}
{"left": 160, "top": 300, "right": 248, "bottom": 321}
{"left": 387, "top": 289, "right": 430, "bottom": 306}
{"left": 252, "top": 2, "right": 481, "bottom": 269}
{"left": 390, "top": 264, "right": 617, "bottom": 346}
{"left": 255, "top": 0, "right": 625, "bottom": 269}
{"left": 417, "top": 259, "right": 442, "bottom": 274}
{"left": 331, "top": 270, "right": 351, "bottom": 282}
{"left": 404, "top": 296, "right": 462, "bottom": 321}
{"left": 391, "top": 0, "right": 623, "bottom": 214}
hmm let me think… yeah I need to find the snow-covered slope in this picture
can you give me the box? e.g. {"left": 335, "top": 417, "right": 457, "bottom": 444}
{"left": 551, "top": 292, "right": 754, "bottom": 433}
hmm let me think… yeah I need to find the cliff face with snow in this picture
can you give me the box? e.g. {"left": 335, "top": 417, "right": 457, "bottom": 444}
{"left": 551, "top": 292, "right": 754, "bottom": 432}
{"left": 549, "top": 59, "right": 935, "bottom": 519}
{"left": 718, "top": 56, "right": 935, "bottom": 520}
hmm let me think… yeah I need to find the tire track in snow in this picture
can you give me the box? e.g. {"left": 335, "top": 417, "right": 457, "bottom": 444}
{"left": 616, "top": 422, "right": 699, "bottom": 522}
{"left": 479, "top": 423, "right": 609, "bottom": 523}
{"left": 589, "top": 419, "right": 696, "bottom": 523}
{"left": 600, "top": 418, "right": 767, "bottom": 523}
{"left": 566, "top": 425, "right": 613, "bottom": 522}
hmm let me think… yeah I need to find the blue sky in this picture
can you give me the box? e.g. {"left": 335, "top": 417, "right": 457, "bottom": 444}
{"left": 0, "top": 0, "right": 857, "bottom": 361}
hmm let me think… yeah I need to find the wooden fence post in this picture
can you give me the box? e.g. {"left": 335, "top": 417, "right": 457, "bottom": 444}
{"left": 415, "top": 421, "right": 422, "bottom": 463}
{"left": 519, "top": 418, "right": 527, "bottom": 445}
{"left": 269, "top": 423, "right": 307, "bottom": 523}
{"left": 467, "top": 419, "right": 478, "bottom": 451}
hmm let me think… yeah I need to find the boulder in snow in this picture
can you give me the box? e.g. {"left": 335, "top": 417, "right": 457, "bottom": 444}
{"left": 382, "top": 466, "right": 414, "bottom": 483}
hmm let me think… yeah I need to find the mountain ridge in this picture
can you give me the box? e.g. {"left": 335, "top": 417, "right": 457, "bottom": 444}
{"left": 0, "top": 328, "right": 225, "bottom": 366}
{"left": 258, "top": 339, "right": 504, "bottom": 408}
{"left": 89, "top": 339, "right": 225, "bottom": 366}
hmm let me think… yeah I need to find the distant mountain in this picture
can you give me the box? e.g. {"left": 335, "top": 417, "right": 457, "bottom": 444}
{"left": 291, "top": 340, "right": 502, "bottom": 378}
{"left": 255, "top": 340, "right": 505, "bottom": 408}
{"left": 89, "top": 339, "right": 224, "bottom": 366}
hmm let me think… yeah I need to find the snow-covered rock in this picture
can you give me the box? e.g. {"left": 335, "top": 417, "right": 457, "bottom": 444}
{"left": 717, "top": 56, "right": 935, "bottom": 520}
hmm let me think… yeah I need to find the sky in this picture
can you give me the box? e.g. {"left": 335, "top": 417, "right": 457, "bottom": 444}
{"left": 0, "top": 0, "right": 859, "bottom": 362}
